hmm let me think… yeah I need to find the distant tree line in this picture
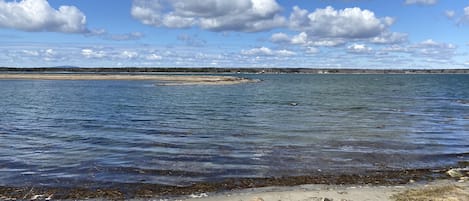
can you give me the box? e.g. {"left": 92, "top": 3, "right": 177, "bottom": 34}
{"left": 0, "top": 67, "right": 468, "bottom": 74}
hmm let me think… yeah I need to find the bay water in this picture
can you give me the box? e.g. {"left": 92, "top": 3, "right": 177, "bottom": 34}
{"left": 0, "top": 74, "right": 468, "bottom": 187}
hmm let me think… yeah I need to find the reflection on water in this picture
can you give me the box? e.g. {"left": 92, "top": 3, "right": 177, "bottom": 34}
{"left": 0, "top": 74, "right": 468, "bottom": 187}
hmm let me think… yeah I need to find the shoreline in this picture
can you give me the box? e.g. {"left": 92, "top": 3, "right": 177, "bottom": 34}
{"left": 0, "top": 73, "right": 258, "bottom": 85}
{"left": 0, "top": 167, "right": 467, "bottom": 200}
{"left": 180, "top": 179, "right": 469, "bottom": 201}
{"left": 1, "top": 67, "right": 469, "bottom": 74}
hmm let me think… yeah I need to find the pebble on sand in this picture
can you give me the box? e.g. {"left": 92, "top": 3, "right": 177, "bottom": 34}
{"left": 447, "top": 169, "right": 464, "bottom": 178}
{"left": 251, "top": 197, "right": 264, "bottom": 201}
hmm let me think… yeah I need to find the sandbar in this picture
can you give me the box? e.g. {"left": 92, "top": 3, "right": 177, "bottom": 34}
{"left": 0, "top": 73, "right": 258, "bottom": 85}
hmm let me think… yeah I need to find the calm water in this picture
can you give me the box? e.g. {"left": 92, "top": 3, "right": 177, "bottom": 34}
{"left": 0, "top": 74, "right": 468, "bottom": 187}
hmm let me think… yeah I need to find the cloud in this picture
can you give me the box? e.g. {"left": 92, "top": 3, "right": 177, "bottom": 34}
{"left": 87, "top": 28, "right": 107, "bottom": 36}
{"left": 306, "top": 47, "right": 320, "bottom": 54}
{"left": 86, "top": 29, "right": 144, "bottom": 41}
{"left": 241, "top": 47, "right": 273, "bottom": 55}
{"left": 268, "top": 6, "right": 405, "bottom": 56}
{"left": 145, "top": 54, "right": 162, "bottom": 60}
{"left": 289, "top": 6, "right": 393, "bottom": 38}
{"left": 347, "top": 44, "right": 372, "bottom": 54}
{"left": 1, "top": 40, "right": 464, "bottom": 68}
{"left": 22, "top": 50, "right": 39, "bottom": 56}
{"left": 81, "top": 49, "right": 106, "bottom": 59}
{"left": 445, "top": 10, "right": 455, "bottom": 19}
{"left": 370, "top": 32, "right": 408, "bottom": 44}
{"left": 291, "top": 32, "right": 308, "bottom": 45}
{"left": 108, "top": 32, "right": 144, "bottom": 41}
{"left": 309, "top": 39, "right": 346, "bottom": 47}
{"left": 177, "top": 34, "right": 207, "bottom": 47}
{"left": 276, "top": 49, "right": 296, "bottom": 56}
{"left": 16, "top": 48, "right": 66, "bottom": 62}
{"left": 463, "top": 7, "right": 469, "bottom": 23}
{"left": 270, "top": 32, "right": 290, "bottom": 43}
{"left": 119, "top": 51, "right": 139, "bottom": 59}
{"left": 380, "top": 45, "right": 410, "bottom": 53}
{"left": 270, "top": 32, "right": 346, "bottom": 47}
{"left": 131, "top": 0, "right": 286, "bottom": 32}
{"left": 0, "top": 0, "right": 87, "bottom": 33}
{"left": 404, "top": 0, "right": 437, "bottom": 5}
{"left": 410, "top": 39, "right": 456, "bottom": 60}
{"left": 376, "top": 40, "right": 457, "bottom": 66}
{"left": 241, "top": 47, "right": 296, "bottom": 56}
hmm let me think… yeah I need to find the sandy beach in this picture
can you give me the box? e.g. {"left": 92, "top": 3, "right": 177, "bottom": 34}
{"left": 1, "top": 168, "right": 467, "bottom": 200}
{"left": 0, "top": 73, "right": 257, "bottom": 85}
{"left": 1, "top": 179, "right": 467, "bottom": 201}
{"left": 179, "top": 179, "right": 469, "bottom": 201}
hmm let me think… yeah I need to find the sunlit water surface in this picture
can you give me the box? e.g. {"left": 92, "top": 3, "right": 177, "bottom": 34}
{"left": 0, "top": 74, "right": 468, "bottom": 187}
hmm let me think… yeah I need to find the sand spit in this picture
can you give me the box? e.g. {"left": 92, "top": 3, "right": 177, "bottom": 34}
{"left": 0, "top": 73, "right": 258, "bottom": 85}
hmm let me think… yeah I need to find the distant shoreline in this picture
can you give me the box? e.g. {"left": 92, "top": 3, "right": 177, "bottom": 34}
{"left": 0, "top": 67, "right": 468, "bottom": 74}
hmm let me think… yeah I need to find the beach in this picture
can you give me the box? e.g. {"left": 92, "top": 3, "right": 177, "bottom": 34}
{"left": 179, "top": 179, "right": 469, "bottom": 201}
{"left": 1, "top": 178, "right": 467, "bottom": 200}
{"left": 0, "top": 73, "right": 257, "bottom": 85}
{"left": 0, "top": 168, "right": 468, "bottom": 200}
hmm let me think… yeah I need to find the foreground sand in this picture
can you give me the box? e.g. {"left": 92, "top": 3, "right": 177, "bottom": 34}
{"left": 178, "top": 180, "right": 469, "bottom": 201}
{"left": 0, "top": 73, "right": 257, "bottom": 85}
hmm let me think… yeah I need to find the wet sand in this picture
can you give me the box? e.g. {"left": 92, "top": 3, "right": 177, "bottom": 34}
{"left": 0, "top": 73, "right": 257, "bottom": 85}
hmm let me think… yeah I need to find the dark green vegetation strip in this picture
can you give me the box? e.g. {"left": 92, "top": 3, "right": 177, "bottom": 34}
{"left": 1, "top": 67, "right": 469, "bottom": 74}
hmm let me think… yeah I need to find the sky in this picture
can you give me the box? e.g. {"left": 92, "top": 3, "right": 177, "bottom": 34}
{"left": 0, "top": 0, "right": 469, "bottom": 68}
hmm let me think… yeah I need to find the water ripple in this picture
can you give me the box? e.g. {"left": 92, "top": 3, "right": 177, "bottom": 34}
{"left": 0, "top": 74, "right": 468, "bottom": 187}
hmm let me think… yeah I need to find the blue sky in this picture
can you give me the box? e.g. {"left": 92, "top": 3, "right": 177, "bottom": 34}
{"left": 0, "top": 0, "right": 469, "bottom": 68}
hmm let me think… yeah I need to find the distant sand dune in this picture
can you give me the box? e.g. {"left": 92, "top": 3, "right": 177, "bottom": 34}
{"left": 0, "top": 73, "right": 258, "bottom": 85}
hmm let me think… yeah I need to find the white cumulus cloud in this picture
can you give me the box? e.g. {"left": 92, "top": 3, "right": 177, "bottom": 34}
{"left": 289, "top": 6, "right": 393, "bottom": 39}
{"left": 0, "top": 0, "right": 87, "bottom": 33}
{"left": 241, "top": 47, "right": 296, "bottom": 57}
{"left": 22, "top": 50, "right": 39, "bottom": 56}
{"left": 276, "top": 49, "right": 296, "bottom": 56}
{"left": 270, "top": 32, "right": 345, "bottom": 47}
{"left": 410, "top": 39, "right": 456, "bottom": 60}
{"left": 347, "top": 44, "right": 373, "bottom": 54}
{"left": 119, "top": 51, "right": 139, "bottom": 59}
{"left": 145, "top": 54, "right": 162, "bottom": 60}
{"left": 309, "top": 39, "right": 346, "bottom": 47}
{"left": 131, "top": 0, "right": 286, "bottom": 32}
{"left": 370, "top": 32, "right": 408, "bottom": 44}
{"left": 270, "top": 32, "right": 290, "bottom": 43}
{"left": 241, "top": 47, "right": 274, "bottom": 55}
{"left": 291, "top": 32, "right": 308, "bottom": 45}
{"left": 81, "top": 49, "right": 106, "bottom": 59}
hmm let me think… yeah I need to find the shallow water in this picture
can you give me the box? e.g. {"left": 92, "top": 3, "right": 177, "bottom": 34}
{"left": 0, "top": 74, "right": 468, "bottom": 188}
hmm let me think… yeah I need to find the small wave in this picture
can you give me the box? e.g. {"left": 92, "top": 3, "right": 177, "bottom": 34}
{"left": 455, "top": 99, "right": 469, "bottom": 106}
